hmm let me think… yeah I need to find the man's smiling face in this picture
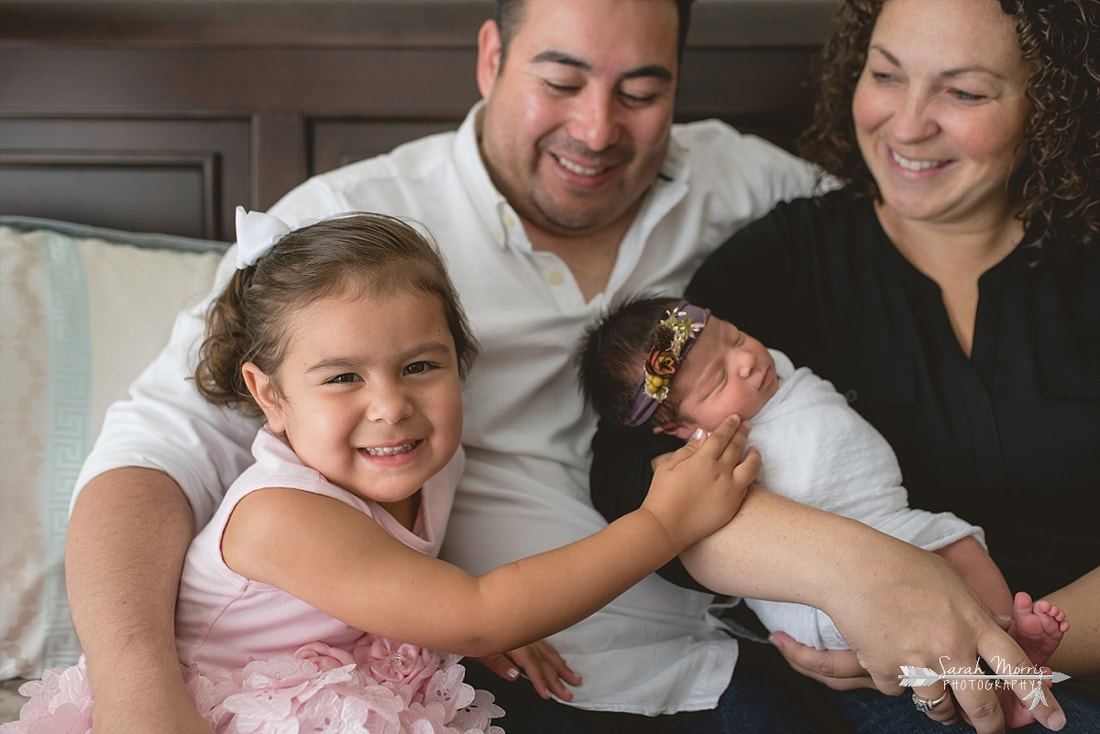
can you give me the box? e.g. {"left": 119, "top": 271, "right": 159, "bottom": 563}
{"left": 475, "top": 0, "right": 679, "bottom": 238}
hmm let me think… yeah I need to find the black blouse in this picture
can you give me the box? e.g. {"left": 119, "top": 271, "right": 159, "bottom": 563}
{"left": 590, "top": 189, "right": 1099, "bottom": 596}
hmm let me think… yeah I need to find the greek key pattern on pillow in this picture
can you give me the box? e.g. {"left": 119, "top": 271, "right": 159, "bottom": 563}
{"left": 1, "top": 220, "right": 224, "bottom": 682}
{"left": 40, "top": 232, "right": 87, "bottom": 671}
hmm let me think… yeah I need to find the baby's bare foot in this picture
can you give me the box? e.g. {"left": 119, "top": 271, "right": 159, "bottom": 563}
{"left": 1012, "top": 591, "right": 1068, "bottom": 666}
{"left": 993, "top": 592, "right": 1069, "bottom": 728}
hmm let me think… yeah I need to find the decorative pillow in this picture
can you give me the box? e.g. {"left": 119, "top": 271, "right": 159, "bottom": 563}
{"left": 0, "top": 216, "right": 227, "bottom": 680}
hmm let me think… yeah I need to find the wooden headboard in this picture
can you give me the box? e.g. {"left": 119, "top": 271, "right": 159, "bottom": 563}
{"left": 0, "top": 1, "right": 834, "bottom": 242}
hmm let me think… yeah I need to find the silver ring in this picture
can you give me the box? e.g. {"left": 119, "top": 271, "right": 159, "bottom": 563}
{"left": 912, "top": 690, "right": 949, "bottom": 713}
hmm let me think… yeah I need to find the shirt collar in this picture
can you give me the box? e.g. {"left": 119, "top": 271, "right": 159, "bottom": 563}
{"left": 658, "top": 131, "right": 688, "bottom": 185}
{"left": 453, "top": 101, "right": 516, "bottom": 251}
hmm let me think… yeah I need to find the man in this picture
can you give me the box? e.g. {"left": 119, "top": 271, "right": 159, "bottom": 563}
{"left": 67, "top": 1, "right": 1066, "bottom": 732}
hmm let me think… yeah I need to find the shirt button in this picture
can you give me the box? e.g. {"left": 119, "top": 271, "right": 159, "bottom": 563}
{"left": 502, "top": 212, "right": 516, "bottom": 229}
{"left": 844, "top": 389, "right": 858, "bottom": 404}
{"left": 548, "top": 270, "right": 565, "bottom": 286}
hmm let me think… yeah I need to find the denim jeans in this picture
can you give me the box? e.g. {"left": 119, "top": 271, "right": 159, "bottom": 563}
{"left": 825, "top": 684, "right": 1100, "bottom": 734}
{"left": 461, "top": 639, "right": 855, "bottom": 733}
{"left": 464, "top": 643, "right": 1100, "bottom": 734}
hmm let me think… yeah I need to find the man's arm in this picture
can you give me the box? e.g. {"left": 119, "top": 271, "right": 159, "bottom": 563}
{"left": 63, "top": 253, "right": 247, "bottom": 733}
{"left": 63, "top": 174, "right": 350, "bottom": 731}
{"left": 66, "top": 469, "right": 212, "bottom": 733}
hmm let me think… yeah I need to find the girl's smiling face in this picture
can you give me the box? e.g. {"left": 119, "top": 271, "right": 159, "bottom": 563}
{"left": 852, "top": 0, "right": 1032, "bottom": 229}
{"left": 244, "top": 287, "right": 463, "bottom": 507}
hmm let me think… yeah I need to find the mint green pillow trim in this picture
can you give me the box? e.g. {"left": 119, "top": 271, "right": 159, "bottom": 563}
{"left": 40, "top": 231, "right": 88, "bottom": 672}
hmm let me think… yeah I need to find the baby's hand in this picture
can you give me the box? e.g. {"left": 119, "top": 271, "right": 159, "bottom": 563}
{"left": 470, "top": 640, "right": 582, "bottom": 701}
{"left": 642, "top": 415, "right": 759, "bottom": 550}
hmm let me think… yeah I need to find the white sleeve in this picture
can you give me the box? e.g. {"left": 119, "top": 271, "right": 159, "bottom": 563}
{"left": 676, "top": 119, "right": 838, "bottom": 223}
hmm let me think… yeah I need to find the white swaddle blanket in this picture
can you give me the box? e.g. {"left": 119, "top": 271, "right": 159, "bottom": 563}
{"left": 741, "top": 350, "right": 981, "bottom": 650}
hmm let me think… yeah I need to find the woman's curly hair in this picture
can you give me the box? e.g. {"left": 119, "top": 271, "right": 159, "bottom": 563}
{"left": 797, "top": 0, "right": 1100, "bottom": 258}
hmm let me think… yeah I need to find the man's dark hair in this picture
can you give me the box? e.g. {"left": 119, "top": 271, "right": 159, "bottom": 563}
{"left": 495, "top": 0, "right": 695, "bottom": 67}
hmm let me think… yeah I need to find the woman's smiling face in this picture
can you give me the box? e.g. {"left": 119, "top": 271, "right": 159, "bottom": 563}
{"left": 852, "top": 0, "right": 1032, "bottom": 228}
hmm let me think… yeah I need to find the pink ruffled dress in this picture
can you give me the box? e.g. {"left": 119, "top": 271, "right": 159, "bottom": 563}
{"left": 3, "top": 429, "right": 505, "bottom": 733}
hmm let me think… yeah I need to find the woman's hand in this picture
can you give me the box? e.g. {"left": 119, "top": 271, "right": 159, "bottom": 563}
{"left": 471, "top": 640, "right": 582, "bottom": 700}
{"left": 820, "top": 549, "right": 1067, "bottom": 734}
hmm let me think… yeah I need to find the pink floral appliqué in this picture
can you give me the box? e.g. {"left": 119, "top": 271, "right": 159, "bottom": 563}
{"left": 3, "top": 638, "right": 505, "bottom": 733}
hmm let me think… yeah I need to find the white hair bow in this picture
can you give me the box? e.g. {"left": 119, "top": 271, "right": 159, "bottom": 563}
{"left": 235, "top": 206, "right": 291, "bottom": 269}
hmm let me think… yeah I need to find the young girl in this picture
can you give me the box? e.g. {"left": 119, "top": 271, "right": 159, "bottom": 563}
{"left": 5, "top": 212, "right": 753, "bottom": 734}
{"left": 579, "top": 296, "right": 1067, "bottom": 670}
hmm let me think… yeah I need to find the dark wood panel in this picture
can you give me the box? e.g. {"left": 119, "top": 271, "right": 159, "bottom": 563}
{"left": 689, "top": 1, "right": 834, "bottom": 45}
{"left": 0, "top": 1, "right": 831, "bottom": 48}
{"left": 677, "top": 48, "right": 823, "bottom": 150}
{"left": 310, "top": 118, "right": 467, "bottom": 176}
{"left": 0, "top": 153, "right": 217, "bottom": 239}
{"left": 0, "top": 0, "right": 834, "bottom": 239}
{"left": 0, "top": 117, "right": 250, "bottom": 239}
{"left": 0, "top": 45, "right": 481, "bottom": 223}
{"left": 0, "top": 47, "right": 480, "bottom": 114}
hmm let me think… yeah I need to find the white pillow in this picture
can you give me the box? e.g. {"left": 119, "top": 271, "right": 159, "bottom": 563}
{"left": 0, "top": 218, "right": 225, "bottom": 679}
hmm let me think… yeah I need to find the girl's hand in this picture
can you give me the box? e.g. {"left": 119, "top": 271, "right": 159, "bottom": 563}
{"left": 641, "top": 415, "right": 760, "bottom": 551}
{"left": 470, "top": 640, "right": 582, "bottom": 700}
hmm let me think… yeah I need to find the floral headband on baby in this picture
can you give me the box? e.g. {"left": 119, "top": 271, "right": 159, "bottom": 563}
{"left": 622, "top": 300, "right": 711, "bottom": 428}
{"left": 234, "top": 205, "right": 292, "bottom": 269}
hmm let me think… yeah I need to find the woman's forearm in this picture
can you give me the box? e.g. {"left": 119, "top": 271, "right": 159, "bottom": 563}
{"left": 680, "top": 485, "right": 1072, "bottom": 733}
{"left": 679, "top": 484, "right": 871, "bottom": 605}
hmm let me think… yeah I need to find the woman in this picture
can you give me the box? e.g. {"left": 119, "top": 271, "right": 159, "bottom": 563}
{"left": 589, "top": 0, "right": 1099, "bottom": 730}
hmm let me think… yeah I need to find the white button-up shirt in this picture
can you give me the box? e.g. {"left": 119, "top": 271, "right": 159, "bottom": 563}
{"left": 76, "top": 102, "right": 819, "bottom": 714}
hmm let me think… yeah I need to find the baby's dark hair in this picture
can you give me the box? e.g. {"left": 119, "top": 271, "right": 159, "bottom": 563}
{"left": 576, "top": 294, "right": 682, "bottom": 429}
{"left": 195, "top": 212, "right": 478, "bottom": 416}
